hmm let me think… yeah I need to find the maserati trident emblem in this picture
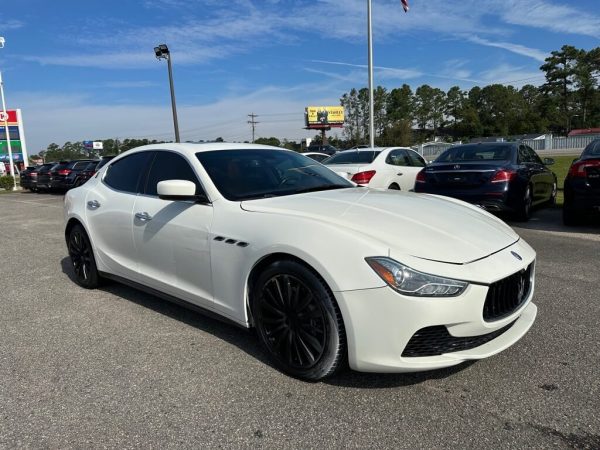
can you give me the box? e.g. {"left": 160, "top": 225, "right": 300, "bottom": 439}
{"left": 453, "top": 164, "right": 461, "bottom": 170}
{"left": 511, "top": 251, "right": 522, "bottom": 261}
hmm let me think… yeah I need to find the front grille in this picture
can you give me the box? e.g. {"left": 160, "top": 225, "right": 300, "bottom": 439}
{"left": 402, "top": 321, "right": 516, "bottom": 357}
{"left": 483, "top": 263, "right": 533, "bottom": 321}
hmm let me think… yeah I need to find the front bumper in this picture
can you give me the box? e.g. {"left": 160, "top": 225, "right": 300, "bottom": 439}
{"left": 334, "top": 243, "right": 537, "bottom": 373}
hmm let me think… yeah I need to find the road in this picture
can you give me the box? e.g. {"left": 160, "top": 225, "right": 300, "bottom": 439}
{"left": 0, "top": 191, "right": 598, "bottom": 449}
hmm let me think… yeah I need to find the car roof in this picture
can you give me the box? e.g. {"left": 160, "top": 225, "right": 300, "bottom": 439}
{"left": 335, "top": 146, "right": 413, "bottom": 154}
{"left": 116, "top": 142, "right": 290, "bottom": 160}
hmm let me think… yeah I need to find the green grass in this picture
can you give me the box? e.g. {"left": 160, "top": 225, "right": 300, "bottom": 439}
{"left": 549, "top": 155, "right": 576, "bottom": 207}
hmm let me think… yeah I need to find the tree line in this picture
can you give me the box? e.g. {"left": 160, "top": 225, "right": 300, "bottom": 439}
{"left": 337, "top": 45, "right": 600, "bottom": 147}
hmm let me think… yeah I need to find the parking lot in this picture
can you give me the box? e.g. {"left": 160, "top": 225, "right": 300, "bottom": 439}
{"left": 0, "top": 191, "right": 599, "bottom": 449}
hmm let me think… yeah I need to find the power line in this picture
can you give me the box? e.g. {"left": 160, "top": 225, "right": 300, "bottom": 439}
{"left": 247, "top": 113, "right": 259, "bottom": 143}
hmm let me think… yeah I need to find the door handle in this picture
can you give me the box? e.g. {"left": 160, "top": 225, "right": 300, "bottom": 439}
{"left": 87, "top": 200, "right": 101, "bottom": 209}
{"left": 397, "top": 172, "right": 404, "bottom": 176}
{"left": 135, "top": 212, "right": 153, "bottom": 222}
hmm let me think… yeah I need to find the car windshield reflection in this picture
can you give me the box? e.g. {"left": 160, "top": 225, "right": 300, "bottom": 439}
{"left": 196, "top": 149, "right": 354, "bottom": 201}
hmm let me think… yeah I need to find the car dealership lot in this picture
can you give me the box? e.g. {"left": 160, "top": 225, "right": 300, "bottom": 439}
{"left": 1, "top": 192, "right": 598, "bottom": 448}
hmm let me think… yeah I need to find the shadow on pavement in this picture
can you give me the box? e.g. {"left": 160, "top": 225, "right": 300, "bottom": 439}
{"left": 60, "top": 256, "right": 475, "bottom": 387}
{"left": 504, "top": 206, "right": 600, "bottom": 236}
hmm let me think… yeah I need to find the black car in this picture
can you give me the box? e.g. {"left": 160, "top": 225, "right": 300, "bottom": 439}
{"left": 19, "top": 166, "right": 39, "bottom": 191}
{"left": 95, "top": 155, "right": 115, "bottom": 171}
{"left": 305, "top": 144, "right": 339, "bottom": 156}
{"left": 414, "top": 142, "right": 557, "bottom": 221}
{"left": 563, "top": 139, "right": 600, "bottom": 225}
{"left": 49, "top": 159, "right": 95, "bottom": 191}
{"left": 36, "top": 162, "right": 62, "bottom": 191}
{"left": 73, "top": 161, "right": 100, "bottom": 186}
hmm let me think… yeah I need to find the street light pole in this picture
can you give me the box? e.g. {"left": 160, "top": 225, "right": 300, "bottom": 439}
{"left": 0, "top": 37, "right": 17, "bottom": 190}
{"left": 367, "top": 0, "right": 375, "bottom": 148}
{"left": 154, "top": 44, "right": 180, "bottom": 143}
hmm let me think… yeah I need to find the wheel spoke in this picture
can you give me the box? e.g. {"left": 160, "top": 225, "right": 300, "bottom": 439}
{"left": 296, "top": 332, "right": 317, "bottom": 364}
{"left": 261, "top": 299, "right": 286, "bottom": 318}
{"left": 298, "top": 328, "right": 324, "bottom": 355}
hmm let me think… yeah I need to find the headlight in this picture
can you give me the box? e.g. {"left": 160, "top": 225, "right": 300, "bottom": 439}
{"left": 365, "top": 257, "right": 468, "bottom": 297}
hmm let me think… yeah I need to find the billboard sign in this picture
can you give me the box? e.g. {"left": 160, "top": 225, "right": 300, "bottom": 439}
{"left": 0, "top": 109, "right": 28, "bottom": 167}
{"left": 305, "top": 106, "right": 344, "bottom": 128}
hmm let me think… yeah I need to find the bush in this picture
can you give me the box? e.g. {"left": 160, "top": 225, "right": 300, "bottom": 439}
{"left": 0, "top": 175, "right": 15, "bottom": 190}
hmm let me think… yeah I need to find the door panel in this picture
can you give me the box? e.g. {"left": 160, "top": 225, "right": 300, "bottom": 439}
{"left": 85, "top": 182, "right": 138, "bottom": 279}
{"left": 132, "top": 196, "right": 214, "bottom": 307}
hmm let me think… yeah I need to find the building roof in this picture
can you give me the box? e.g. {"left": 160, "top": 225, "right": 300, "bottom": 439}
{"left": 568, "top": 128, "right": 600, "bottom": 137}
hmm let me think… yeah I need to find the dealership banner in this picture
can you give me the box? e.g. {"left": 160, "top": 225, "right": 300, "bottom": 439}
{"left": 305, "top": 106, "right": 345, "bottom": 128}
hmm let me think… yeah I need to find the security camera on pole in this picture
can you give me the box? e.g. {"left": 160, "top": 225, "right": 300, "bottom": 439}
{"left": 0, "top": 36, "right": 17, "bottom": 190}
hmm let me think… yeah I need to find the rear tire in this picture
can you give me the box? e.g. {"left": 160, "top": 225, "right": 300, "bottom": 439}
{"left": 67, "top": 224, "right": 101, "bottom": 289}
{"left": 547, "top": 181, "right": 557, "bottom": 206}
{"left": 516, "top": 185, "right": 533, "bottom": 222}
{"left": 251, "top": 260, "right": 346, "bottom": 381}
{"left": 562, "top": 201, "right": 582, "bottom": 226}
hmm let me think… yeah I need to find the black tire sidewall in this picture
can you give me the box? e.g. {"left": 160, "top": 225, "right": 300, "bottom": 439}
{"left": 69, "top": 224, "right": 101, "bottom": 289}
{"left": 251, "top": 260, "right": 345, "bottom": 381}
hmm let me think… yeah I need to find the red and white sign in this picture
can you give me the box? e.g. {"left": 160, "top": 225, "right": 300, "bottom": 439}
{"left": 0, "top": 110, "right": 18, "bottom": 124}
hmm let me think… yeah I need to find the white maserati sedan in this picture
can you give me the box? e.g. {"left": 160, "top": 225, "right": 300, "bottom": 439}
{"left": 64, "top": 143, "right": 537, "bottom": 381}
{"left": 323, "top": 147, "right": 427, "bottom": 191}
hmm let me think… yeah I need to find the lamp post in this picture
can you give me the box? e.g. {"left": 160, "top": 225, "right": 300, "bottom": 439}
{"left": 367, "top": 0, "right": 375, "bottom": 148}
{"left": 154, "top": 44, "right": 180, "bottom": 143}
{"left": 0, "top": 36, "right": 17, "bottom": 190}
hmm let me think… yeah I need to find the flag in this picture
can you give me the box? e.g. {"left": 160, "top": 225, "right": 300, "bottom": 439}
{"left": 401, "top": 0, "right": 409, "bottom": 12}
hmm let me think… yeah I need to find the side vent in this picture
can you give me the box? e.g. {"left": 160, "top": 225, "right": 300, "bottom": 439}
{"left": 213, "top": 236, "right": 225, "bottom": 241}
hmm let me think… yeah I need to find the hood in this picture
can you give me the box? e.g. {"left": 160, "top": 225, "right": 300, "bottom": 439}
{"left": 241, "top": 188, "right": 519, "bottom": 264}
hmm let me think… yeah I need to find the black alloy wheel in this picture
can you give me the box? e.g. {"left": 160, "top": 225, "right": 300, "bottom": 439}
{"left": 547, "top": 181, "right": 557, "bottom": 206}
{"left": 252, "top": 260, "right": 346, "bottom": 381}
{"left": 516, "top": 185, "right": 533, "bottom": 221}
{"left": 67, "top": 224, "right": 101, "bottom": 289}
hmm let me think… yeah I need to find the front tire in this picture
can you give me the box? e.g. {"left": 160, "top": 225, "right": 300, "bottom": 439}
{"left": 251, "top": 260, "right": 346, "bottom": 381}
{"left": 67, "top": 224, "right": 101, "bottom": 289}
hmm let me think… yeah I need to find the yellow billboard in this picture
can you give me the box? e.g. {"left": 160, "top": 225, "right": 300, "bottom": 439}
{"left": 305, "top": 106, "right": 345, "bottom": 127}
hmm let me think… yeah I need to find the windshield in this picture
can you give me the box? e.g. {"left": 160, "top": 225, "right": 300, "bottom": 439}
{"left": 196, "top": 149, "right": 354, "bottom": 201}
{"left": 323, "top": 150, "right": 381, "bottom": 165}
{"left": 436, "top": 145, "right": 513, "bottom": 162}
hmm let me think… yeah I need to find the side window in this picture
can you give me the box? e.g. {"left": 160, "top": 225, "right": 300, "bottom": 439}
{"left": 144, "top": 151, "right": 202, "bottom": 196}
{"left": 386, "top": 150, "right": 410, "bottom": 166}
{"left": 104, "top": 152, "right": 153, "bottom": 193}
{"left": 526, "top": 146, "right": 543, "bottom": 164}
{"left": 407, "top": 150, "right": 426, "bottom": 167}
{"left": 518, "top": 145, "right": 532, "bottom": 164}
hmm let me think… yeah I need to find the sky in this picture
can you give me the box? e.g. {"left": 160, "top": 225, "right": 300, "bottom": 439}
{"left": 1, "top": 0, "right": 599, "bottom": 154}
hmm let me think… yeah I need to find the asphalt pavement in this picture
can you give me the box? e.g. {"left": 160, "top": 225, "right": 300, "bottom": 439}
{"left": 0, "top": 191, "right": 599, "bottom": 449}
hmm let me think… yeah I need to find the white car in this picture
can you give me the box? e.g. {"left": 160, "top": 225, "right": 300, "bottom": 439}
{"left": 323, "top": 147, "right": 427, "bottom": 191}
{"left": 64, "top": 143, "right": 537, "bottom": 381}
{"left": 302, "top": 152, "right": 330, "bottom": 163}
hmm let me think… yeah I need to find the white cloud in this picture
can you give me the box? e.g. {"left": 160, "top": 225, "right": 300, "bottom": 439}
{"left": 499, "top": 0, "right": 600, "bottom": 39}
{"left": 478, "top": 64, "right": 545, "bottom": 88}
{"left": 465, "top": 36, "right": 548, "bottom": 62}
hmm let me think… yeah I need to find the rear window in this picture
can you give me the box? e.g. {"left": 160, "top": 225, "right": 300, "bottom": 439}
{"left": 324, "top": 151, "right": 381, "bottom": 165}
{"left": 72, "top": 161, "right": 92, "bottom": 170}
{"left": 436, "top": 145, "right": 513, "bottom": 162}
{"left": 582, "top": 140, "right": 600, "bottom": 158}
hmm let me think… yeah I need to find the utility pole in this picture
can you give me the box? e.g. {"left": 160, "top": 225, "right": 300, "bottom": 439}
{"left": 247, "top": 113, "right": 259, "bottom": 143}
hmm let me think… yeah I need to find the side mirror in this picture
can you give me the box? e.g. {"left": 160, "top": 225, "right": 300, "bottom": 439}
{"left": 543, "top": 157, "right": 555, "bottom": 166}
{"left": 157, "top": 179, "right": 208, "bottom": 202}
